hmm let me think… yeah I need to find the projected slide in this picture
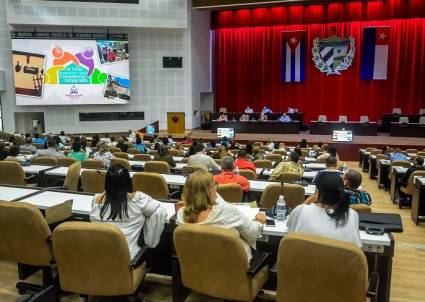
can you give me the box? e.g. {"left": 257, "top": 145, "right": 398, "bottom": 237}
{"left": 12, "top": 39, "right": 130, "bottom": 105}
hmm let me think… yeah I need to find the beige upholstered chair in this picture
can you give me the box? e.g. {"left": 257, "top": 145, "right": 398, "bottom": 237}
{"left": 318, "top": 115, "right": 327, "bottom": 122}
{"left": 388, "top": 160, "right": 411, "bottom": 180}
{"left": 417, "top": 151, "right": 425, "bottom": 157}
{"left": 217, "top": 184, "right": 243, "bottom": 203}
{"left": 127, "top": 148, "right": 141, "bottom": 155}
{"left": 57, "top": 157, "right": 77, "bottom": 167}
{"left": 109, "top": 147, "right": 121, "bottom": 153}
{"left": 370, "top": 149, "right": 381, "bottom": 156}
{"left": 174, "top": 224, "right": 269, "bottom": 301}
{"left": 419, "top": 108, "right": 425, "bottom": 115}
{"left": 0, "top": 201, "right": 55, "bottom": 296}
{"left": 399, "top": 170, "right": 425, "bottom": 197}
{"left": 63, "top": 162, "right": 81, "bottom": 191}
{"left": 132, "top": 172, "right": 170, "bottom": 199}
{"left": 277, "top": 233, "right": 371, "bottom": 302}
{"left": 266, "top": 154, "right": 282, "bottom": 163}
{"left": 275, "top": 172, "right": 301, "bottom": 184}
{"left": 53, "top": 222, "right": 147, "bottom": 298}
{"left": 260, "top": 183, "right": 305, "bottom": 208}
{"left": 360, "top": 115, "right": 369, "bottom": 123}
{"left": 376, "top": 154, "right": 389, "bottom": 161}
{"left": 32, "top": 157, "right": 58, "bottom": 166}
{"left": 419, "top": 116, "right": 425, "bottom": 124}
{"left": 112, "top": 152, "right": 130, "bottom": 160}
{"left": 81, "top": 170, "right": 106, "bottom": 194}
{"left": 405, "top": 149, "right": 418, "bottom": 154}
{"left": 0, "top": 161, "right": 26, "bottom": 186}
{"left": 350, "top": 204, "right": 372, "bottom": 213}
{"left": 254, "top": 159, "right": 273, "bottom": 169}
{"left": 399, "top": 116, "right": 409, "bottom": 124}
{"left": 81, "top": 159, "right": 104, "bottom": 169}
{"left": 272, "top": 150, "right": 287, "bottom": 156}
{"left": 110, "top": 158, "right": 131, "bottom": 171}
{"left": 169, "top": 149, "right": 185, "bottom": 157}
{"left": 181, "top": 165, "right": 203, "bottom": 176}
{"left": 144, "top": 161, "right": 171, "bottom": 174}
{"left": 253, "top": 142, "right": 263, "bottom": 147}
{"left": 133, "top": 154, "right": 152, "bottom": 162}
{"left": 238, "top": 169, "right": 257, "bottom": 180}
{"left": 338, "top": 115, "right": 348, "bottom": 122}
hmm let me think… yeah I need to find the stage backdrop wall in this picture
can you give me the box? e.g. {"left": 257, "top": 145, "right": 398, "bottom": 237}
{"left": 212, "top": 1, "right": 425, "bottom": 123}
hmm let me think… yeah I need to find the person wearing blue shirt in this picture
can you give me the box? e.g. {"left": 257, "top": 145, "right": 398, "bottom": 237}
{"left": 132, "top": 136, "right": 146, "bottom": 153}
{"left": 32, "top": 133, "right": 45, "bottom": 145}
{"left": 262, "top": 106, "right": 272, "bottom": 114}
{"left": 279, "top": 113, "right": 292, "bottom": 122}
{"left": 390, "top": 148, "right": 408, "bottom": 161}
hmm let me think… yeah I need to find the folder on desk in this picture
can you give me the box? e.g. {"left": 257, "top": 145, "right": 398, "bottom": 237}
{"left": 359, "top": 212, "right": 403, "bottom": 233}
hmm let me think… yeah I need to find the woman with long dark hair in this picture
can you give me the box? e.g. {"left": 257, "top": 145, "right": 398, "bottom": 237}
{"left": 287, "top": 171, "right": 361, "bottom": 246}
{"left": 90, "top": 165, "right": 167, "bottom": 258}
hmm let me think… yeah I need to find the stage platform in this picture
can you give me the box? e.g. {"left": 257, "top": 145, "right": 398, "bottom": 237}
{"left": 186, "top": 130, "right": 425, "bottom": 161}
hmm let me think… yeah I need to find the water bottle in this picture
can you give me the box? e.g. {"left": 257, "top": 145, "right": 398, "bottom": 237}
{"left": 275, "top": 195, "right": 287, "bottom": 221}
{"left": 342, "top": 163, "right": 348, "bottom": 173}
{"left": 235, "top": 166, "right": 240, "bottom": 175}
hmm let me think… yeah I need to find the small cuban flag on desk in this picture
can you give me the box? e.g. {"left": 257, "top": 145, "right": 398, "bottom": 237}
{"left": 361, "top": 27, "right": 390, "bottom": 80}
{"left": 281, "top": 31, "right": 306, "bottom": 83}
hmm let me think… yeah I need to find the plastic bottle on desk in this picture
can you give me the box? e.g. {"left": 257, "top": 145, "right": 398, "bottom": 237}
{"left": 343, "top": 163, "right": 348, "bottom": 173}
{"left": 275, "top": 195, "right": 286, "bottom": 221}
{"left": 235, "top": 166, "right": 240, "bottom": 175}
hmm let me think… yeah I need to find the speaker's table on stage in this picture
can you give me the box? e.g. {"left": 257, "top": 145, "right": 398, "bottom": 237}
{"left": 309, "top": 121, "right": 378, "bottom": 136}
{"left": 210, "top": 121, "right": 300, "bottom": 134}
{"left": 390, "top": 122, "right": 425, "bottom": 137}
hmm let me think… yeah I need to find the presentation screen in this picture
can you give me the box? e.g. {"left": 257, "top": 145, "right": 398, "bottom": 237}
{"left": 333, "top": 130, "right": 353, "bottom": 142}
{"left": 217, "top": 128, "right": 235, "bottom": 139}
{"left": 146, "top": 125, "right": 155, "bottom": 136}
{"left": 12, "top": 38, "right": 130, "bottom": 105}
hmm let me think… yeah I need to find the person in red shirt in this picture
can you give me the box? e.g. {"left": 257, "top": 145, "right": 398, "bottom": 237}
{"left": 234, "top": 149, "right": 256, "bottom": 173}
{"left": 214, "top": 156, "right": 250, "bottom": 192}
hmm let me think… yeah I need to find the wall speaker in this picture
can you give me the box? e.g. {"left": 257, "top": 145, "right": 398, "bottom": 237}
{"left": 163, "top": 57, "right": 183, "bottom": 68}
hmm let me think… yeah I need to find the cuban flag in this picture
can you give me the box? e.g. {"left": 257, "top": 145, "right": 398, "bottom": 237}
{"left": 361, "top": 27, "right": 390, "bottom": 80}
{"left": 281, "top": 31, "right": 306, "bottom": 82}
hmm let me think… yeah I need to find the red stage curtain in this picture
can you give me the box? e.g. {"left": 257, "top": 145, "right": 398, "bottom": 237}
{"left": 213, "top": 2, "right": 425, "bottom": 122}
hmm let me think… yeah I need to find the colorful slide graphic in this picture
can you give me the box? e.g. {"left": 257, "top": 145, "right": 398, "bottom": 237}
{"left": 12, "top": 39, "right": 130, "bottom": 106}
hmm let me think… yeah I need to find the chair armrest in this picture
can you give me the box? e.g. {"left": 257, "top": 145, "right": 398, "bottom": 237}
{"left": 247, "top": 252, "right": 271, "bottom": 276}
{"left": 169, "top": 191, "right": 180, "bottom": 199}
{"left": 25, "top": 174, "right": 38, "bottom": 183}
{"left": 367, "top": 272, "right": 379, "bottom": 299}
{"left": 130, "top": 246, "right": 150, "bottom": 270}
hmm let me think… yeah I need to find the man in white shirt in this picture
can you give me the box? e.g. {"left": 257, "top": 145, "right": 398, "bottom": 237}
{"left": 244, "top": 106, "right": 254, "bottom": 113}
{"left": 188, "top": 144, "right": 221, "bottom": 172}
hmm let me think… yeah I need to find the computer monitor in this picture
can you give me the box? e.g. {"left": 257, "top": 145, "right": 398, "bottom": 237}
{"left": 146, "top": 125, "right": 155, "bottom": 136}
{"left": 217, "top": 128, "right": 235, "bottom": 139}
{"left": 333, "top": 130, "right": 353, "bottom": 142}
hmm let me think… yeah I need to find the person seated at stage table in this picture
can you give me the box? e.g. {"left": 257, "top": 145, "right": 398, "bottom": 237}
{"left": 235, "top": 149, "right": 256, "bottom": 173}
{"left": 269, "top": 152, "right": 304, "bottom": 181}
{"left": 288, "top": 172, "right": 361, "bottom": 247}
{"left": 188, "top": 143, "right": 221, "bottom": 172}
{"left": 218, "top": 112, "right": 228, "bottom": 122}
{"left": 90, "top": 165, "right": 168, "bottom": 259}
{"left": 244, "top": 106, "right": 254, "bottom": 113}
{"left": 278, "top": 112, "right": 292, "bottom": 122}
{"left": 390, "top": 148, "right": 408, "bottom": 161}
{"left": 258, "top": 112, "right": 268, "bottom": 121}
{"left": 261, "top": 106, "right": 272, "bottom": 114}
{"left": 92, "top": 141, "right": 115, "bottom": 168}
{"left": 176, "top": 169, "right": 265, "bottom": 261}
{"left": 317, "top": 144, "right": 339, "bottom": 163}
{"left": 67, "top": 141, "right": 87, "bottom": 161}
{"left": 399, "top": 156, "right": 424, "bottom": 187}
{"left": 32, "top": 139, "right": 65, "bottom": 159}
{"left": 6, "top": 145, "right": 26, "bottom": 163}
{"left": 20, "top": 137, "right": 37, "bottom": 154}
{"left": 154, "top": 145, "right": 176, "bottom": 168}
{"left": 214, "top": 156, "right": 250, "bottom": 192}
{"left": 239, "top": 113, "right": 250, "bottom": 121}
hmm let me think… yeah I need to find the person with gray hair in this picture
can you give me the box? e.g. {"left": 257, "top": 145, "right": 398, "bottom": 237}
{"left": 213, "top": 156, "right": 250, "bottom": 192}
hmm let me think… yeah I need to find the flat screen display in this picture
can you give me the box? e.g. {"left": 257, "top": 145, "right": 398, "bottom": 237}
{"left": 12, "top": 38, "right": 130, "bottom": 105}
{"left": 217, "top": 128, "right": 235, "bottom": 139}
{"left": 333, "top": 130, "right": 353, "bottom": 142}
{"left": 146, "top": 125, "right": 155, "bottom": 136}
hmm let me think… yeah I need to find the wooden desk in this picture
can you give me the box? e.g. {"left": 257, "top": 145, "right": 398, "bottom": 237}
{"left": 310, "top": 121, "right": 378, "bottom": 136}
{"left": 390, "top": 122, "right": 425, "bottom": 137}
{"left": 412, "top": 177, "right": 425, "bottom": 225}
{"left": 377, "top": 160, "right": 391, "bottom": 190}
{"left": 390, "top": 166, "right": 408, "bottom": 203}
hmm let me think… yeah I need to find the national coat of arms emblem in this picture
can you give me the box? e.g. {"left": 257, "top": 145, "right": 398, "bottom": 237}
{"left": 312, "top": 35, "right": 355, "bottom": 75}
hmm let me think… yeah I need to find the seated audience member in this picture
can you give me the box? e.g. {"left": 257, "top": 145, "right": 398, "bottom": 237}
{"left": 214, "top": 145, "right": 230, "bottom": 159}
{"left": 258, "top": 112, "right": 268, "bottom": 121}
{"left": 20, "top": 137, "right": 37, "bottom": 154}
{"left": 80, "top": 137, "right": 92, "bottom": 157}
{"left": 92, "top": 141, "right": 115, "bottom": 168}
{"left": 100, "top": 134, "right": 112, "bottom": 144}
{"left": 344, "top": 170, "right": 372, "bottom": 205}
{"left": 245, "top": 142, "right": 253, "bottom": 156}
{"left": 207, "top": 140, "right": 217, "bottom": 148}
{"left": 132, "top": 136, "right": 146, "bottom": 153}
{"left": 107, "top": 137, "right": 118, "bottom": 148}
{"left": 220, "top": 136, "right": 231, "bottom": 148}
{"left": 176, "top": 170, "right": 265, "bottom": 261}
{"left": 399, "top": 156, "right": 424, "bottom": 187}
{"left": 262, "top": 106, "right": 272, "bottom": 114}
{"left": 381, "top": 146, "right": 391, "bottom": 158}
{"left": 298, "top": 138, "right": 309, "bottom": 149}
{"left": 267, "top": 139, "right": 275, "bottom": 151}
{"left": 91, "top": 134, "right": 100, "bottom": 148}
{"left": 154, "top": 145, "right": 176, "bottom": 168}
{"left": 218, "top": 112, "right": 228, "bottom": 122}
{"left": 67, "top": 141, "right": 87, "bottom": 161}
{"left": 58, "top": 131, "right": 70, "bottom": 145}
{"left": 317, "top": 144, "right": 339, "bottom": 162}
{"left": 0, "top": 142, "right": 9, "bottom": 161}
{"left": 252, "top": 146, "right": 262, "bottom": 160}
{"left": 278, "top": 112, "right": 292, "bottom": 122}
{"left": 239, "top": 113, "right": 250, "bottom": 121}
{"left": 235, "top": 149, "right": 256, "bottom": 173}
{"left": 269, "top": 152, "right": 304, "bottom": 181}
{"left": 288, "top": 171, "right": 361, "bottom": 247}
{"left": 167, "top": 135, "right": 175, "bottom": 146}
{"left": 213, "top": 156, "right": 250, "bottom": 192}
{"left": 180, "top": 136, "right": 193, "bottom": 145}
{"left": 127, "top": 129, "right": 136, "bottom": 143}
{"left": 310, "top": 156, "right": 343, "bottom": 188}
{"left": 90, "top": 165, "right": 167, "bottom": 259}
{"left": 188, "top": 143, "right": 221, "bottom": 172}
{"left": 244, "top": 106, "right": 254, "bottom": 113}
{"left": 116, "top": 139, "right": 129, "bottom": 153}
{"left": 32, "top": 139, "right": 65, "bottom": 159}
{"left": 6, "top": 145, "right": 26, "bottom": 162}
{"left": 53, "top": 136, "right": 65, "bottom": 151}
{"left": 32, "top": 133, "right": 45, "bottom": 145}
{"left": 390, "top": 148, "right": 408, "bottom": 161}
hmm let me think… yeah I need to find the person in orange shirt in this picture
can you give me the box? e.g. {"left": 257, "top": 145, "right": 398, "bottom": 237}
{"left": 234, "top": 149, "right": 256, "bottom": 173}
{"left": 214, "top": 156, "right": 250, "bottom": 192}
